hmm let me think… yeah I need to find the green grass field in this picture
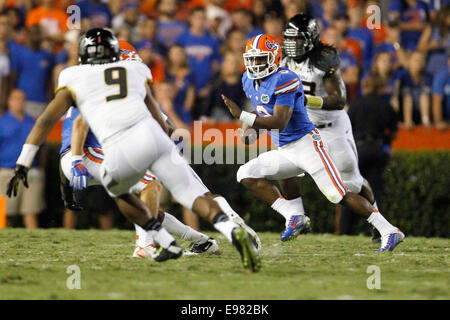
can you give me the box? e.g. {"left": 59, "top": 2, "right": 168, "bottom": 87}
{"left": 0, "top": 229, "right": 448, "bottom": 300}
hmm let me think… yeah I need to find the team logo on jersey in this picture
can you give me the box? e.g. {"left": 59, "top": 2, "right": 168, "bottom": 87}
{"left": 312, "top": 134, "right": 321, "bottom": 141}
{"left": 256, "top": 105, "right": 270, "bottom": 117}
{"left": 261, "top": 94, "right": 270, "bottom": 103}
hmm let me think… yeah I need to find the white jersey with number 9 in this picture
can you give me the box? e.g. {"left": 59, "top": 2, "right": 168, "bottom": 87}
{"left": 56, "top": 60, "right": 153, "bottom": 145}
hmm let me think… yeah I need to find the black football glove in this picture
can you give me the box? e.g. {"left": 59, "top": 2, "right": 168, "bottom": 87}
{"left": 6, "top": 165, "right": 29, "bottom": 197}
{"left": 60, "top": 181, "right": 84, "bottom": 211}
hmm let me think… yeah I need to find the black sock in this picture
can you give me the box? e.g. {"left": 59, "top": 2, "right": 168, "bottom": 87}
{"left": 142, "top": 218, "right": 162, "bottom": 231}
{"left": 212, "top": 211, "right": 229, "bottom": 224}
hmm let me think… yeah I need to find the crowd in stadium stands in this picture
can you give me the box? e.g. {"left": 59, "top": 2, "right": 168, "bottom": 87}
{"left": 0, "top": 0, "right": 449, "bottom": 228}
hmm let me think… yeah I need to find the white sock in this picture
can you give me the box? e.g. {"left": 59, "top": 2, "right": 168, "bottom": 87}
{"left": 152, "top": 227, "right": 175, "bottom": 249}
{"left": 162, "top": 212, "right": 208, "bottom": 243}
{"left": 367, "top": 209, "right": 397, "bottom": 237}
{"left": 213, "top": 213, "right": 238, "bottom": 242}
{"left": 290, "top": 196, "right": 305, "bottom": 214}
{"left": 271, "top": 197, "right": 303, "bottom": 225}
{"left": 135, "top": 224, "right": 154, "bottom": 247}
{"left": 213, "top": 196, "right": 238, "bottom": 219}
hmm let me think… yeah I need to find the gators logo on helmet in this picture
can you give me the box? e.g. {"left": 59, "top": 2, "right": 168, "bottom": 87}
{"left": 243, "top": 34, "right": 282, "bottom": 80}
{"left": 119, "top": 40, "right": 142, "bottom": 62}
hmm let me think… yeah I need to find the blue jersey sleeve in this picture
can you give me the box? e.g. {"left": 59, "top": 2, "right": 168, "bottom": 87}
{"left": 274, "top": 70, "right": 301, "bottom": 107}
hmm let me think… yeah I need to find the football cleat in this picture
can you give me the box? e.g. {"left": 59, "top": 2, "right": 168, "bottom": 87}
{"left": 231, "top": 227, "right": 261, "bottom": 273}
{"left": 280, "top": 214, "right": 311, "bottom": 241}
{"left": 229, "top": 213, "right": 262, "bottom": 251}
{"left": 184, "top": 237, "right": 219, "bottom": 256}
{"left": 132, "top": 244, "right": 157, "bottom": 259}
{"left": 152, "top": 241, "right": 183, "bottom": 262}
{"left": 371, "top": 226, "right": 381, "bottom": 244}
{"left": 375, "top": 230, "right": 405, "bottom": 252}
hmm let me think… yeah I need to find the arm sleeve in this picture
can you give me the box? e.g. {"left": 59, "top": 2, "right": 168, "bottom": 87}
{"left": 274, "top": 71, "right": 301, "bottom": 107}
{"left": 55, "top": 68, "right": 70, "bottom": 92}
{"left": 55, "top": 68, "right": 77, "bottom": 106}
{"left": 136, "top": 62, "right": 153, "bottom": 85}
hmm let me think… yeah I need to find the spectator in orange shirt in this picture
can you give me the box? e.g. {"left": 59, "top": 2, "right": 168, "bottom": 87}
{"left": 26, "top": 0, "right": 68, "bottom": 43}
{"left": 223, "top": 0, "right": 253, "bottom": 12}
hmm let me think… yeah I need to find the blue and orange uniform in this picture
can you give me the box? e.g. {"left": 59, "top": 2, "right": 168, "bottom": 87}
{"left": 242, "top": 67, "right": 315, "bottom": 147}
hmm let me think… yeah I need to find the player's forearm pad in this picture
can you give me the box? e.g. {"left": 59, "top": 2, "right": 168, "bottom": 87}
{"left": 305, "top": 95, "right": 323, "bottom": 109}
{"left": 239, "top": 111, "right": 257, "bottom": 127}
{"left": 16, "top": 144, "right": 39, "bottom": 168}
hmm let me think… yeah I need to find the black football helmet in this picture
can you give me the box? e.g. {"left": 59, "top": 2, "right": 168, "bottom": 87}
{"left": 78, "top": 28, "right": 120, "bottom": 65}
{"left": 283, "top": 14, "right": 320, "bottom": 59}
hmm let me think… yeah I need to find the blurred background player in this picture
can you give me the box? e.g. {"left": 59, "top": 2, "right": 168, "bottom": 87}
{"left": 280, "top": 14, "right": 383, "bottom": 241}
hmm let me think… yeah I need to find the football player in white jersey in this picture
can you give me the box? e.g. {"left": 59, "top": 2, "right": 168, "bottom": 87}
{"left": 279, "top": 14, "right": 382, "bottom": 241}
{"left": 59, "top": 40, "right": 219, "bottom": 258}
{"left": 7, "top": 28, "right": 261, "bottom": 272}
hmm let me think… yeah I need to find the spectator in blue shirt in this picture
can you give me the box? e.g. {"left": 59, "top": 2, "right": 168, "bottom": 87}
{"left": 78, "top": 0, "right": 112, "bottom": 28}
{"left": 375, "top": 21, "right": 409, "bottom": 69}
{"left": 157, "top": 0, "right": 188, "bottom": 52}
{"left": 399, "top": 51, "right": 432, "bottom": 128}
{"left": 388, "top": 0, "right": 430, "bottom": 51}
{"left": 9, "top": 25, "right": 54, "bottom": 118}
{"left": 431, "top": 55, "right": 450, "bottom": 130}
{"left": 176, "top": 6, "right": 220, "bottom": 117}
{"left": 347, "top": 1, "right": 374, "bottom": 71}
{"left": 417, "top": 5, "right": 449, "bottom": 77}
{"left": 164, "top": 45, "right": 196, "bottom": 127}
{"left": 0, "top": 89, "right": 46, "bottom": 228}
{"left": 138, "top": 17, "right": 166, "bottom": 57}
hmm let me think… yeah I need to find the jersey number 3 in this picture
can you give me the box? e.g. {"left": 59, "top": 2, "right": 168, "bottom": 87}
{"left": 302, "top": 81, "right": 316, "bottom": 96}
{"left": 104, "top": 67, "right": 128, "bottom": 102}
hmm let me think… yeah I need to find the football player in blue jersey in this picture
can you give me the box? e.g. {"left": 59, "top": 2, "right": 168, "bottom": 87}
{"left": 222, "top": 34, "right": 405, "bottom": 252}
